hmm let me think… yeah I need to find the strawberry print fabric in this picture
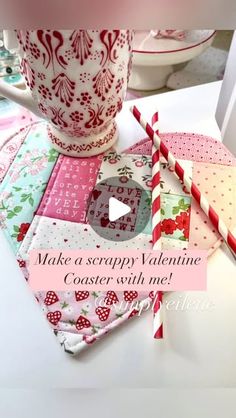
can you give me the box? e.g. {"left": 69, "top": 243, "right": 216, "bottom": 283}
{"left": 17, "top": 215, "right": 152, "bottom": 354}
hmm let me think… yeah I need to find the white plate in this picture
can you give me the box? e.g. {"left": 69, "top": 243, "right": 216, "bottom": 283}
{"left": 129, "top": 30, "right": 216, "bottom": 90}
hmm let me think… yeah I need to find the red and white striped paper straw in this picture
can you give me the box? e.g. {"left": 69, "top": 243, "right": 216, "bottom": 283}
{"left": 151, "top": 112, "right": 163, "bottom": 339}
{"left": 131, "top": 105, "right": 236, "bottom": 259}
{"left": 151, "top": 112, "right": 162, "bottom": 249}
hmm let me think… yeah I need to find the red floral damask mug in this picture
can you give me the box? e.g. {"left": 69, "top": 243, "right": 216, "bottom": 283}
{"left": 0, "top": 30, "right": 133, "bottom": 157}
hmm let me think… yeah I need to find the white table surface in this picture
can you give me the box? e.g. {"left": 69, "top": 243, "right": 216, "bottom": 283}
{"left": 0, "top": 80, "right": 236, "bottom": 389}
{"left": 1, "top": 389, "right": 236, "bottom": 418}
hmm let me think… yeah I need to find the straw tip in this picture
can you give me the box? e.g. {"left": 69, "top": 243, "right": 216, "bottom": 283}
{"left": 130, "top": 105, "right": 141, "bottom": 119}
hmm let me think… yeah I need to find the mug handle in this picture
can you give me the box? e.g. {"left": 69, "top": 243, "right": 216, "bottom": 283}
{"left": 0, "top": 30, "right": 43, "bottom": 117}
{"left": 3, "top": 30, "right": 19, "bottom": 52}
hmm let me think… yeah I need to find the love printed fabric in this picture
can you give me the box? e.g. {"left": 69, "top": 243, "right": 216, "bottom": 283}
{"left": 37, "top": 153, "right": 103, "bottom": 223}
{"left": 88, "top": 184, "right": 142, "bottom": 231}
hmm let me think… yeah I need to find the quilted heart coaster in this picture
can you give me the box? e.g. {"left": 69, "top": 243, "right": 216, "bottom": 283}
{"left": 0, "top": 122, "right": 236, "bottom": 355}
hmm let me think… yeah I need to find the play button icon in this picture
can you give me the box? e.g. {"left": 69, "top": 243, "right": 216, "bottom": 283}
{"left": 87, "top": 176, "right": 151, "bottom": 242}
{"left": 109, "top": 197, "right": 131, "bottom": 222}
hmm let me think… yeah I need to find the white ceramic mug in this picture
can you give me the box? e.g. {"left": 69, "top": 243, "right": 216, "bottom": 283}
{"left": 0, "top": 30, "right": 133, "bottom": 157}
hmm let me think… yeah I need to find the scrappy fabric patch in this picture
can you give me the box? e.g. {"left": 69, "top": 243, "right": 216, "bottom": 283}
{"left": 0, "top": 126, "right": 32, "bottom": 183}
{"left": 160, "top": 160, "right": 192, "bottom": 196}
{"left": 125, "top": 133, "right": 236, "bottom": 166}
{"left": 161, "top": 236, "right": 188, "bottom": 250}
{"left": 189, "top": 162, "right": 236, "bottom": 254}
{"left": 18, "top": 215, "right": 152, "bottom": 259}
{"left": 135, "top": 190, "right": 152, "bottom": 235}
{"left": 97, "top": 151, "right": 152, "bottom": 190}
{"left": 161, "top": 194, "right": 191, "bottom": 242}
{"left": 0, "top": 123, "right": 58, "bottom": 253}
{"left": 37, "top": 153, "right": 103, "bottom": 222}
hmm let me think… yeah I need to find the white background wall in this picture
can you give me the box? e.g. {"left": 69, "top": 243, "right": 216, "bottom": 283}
{"left": 216, "top": 31, "right": 236, "bottom": 155}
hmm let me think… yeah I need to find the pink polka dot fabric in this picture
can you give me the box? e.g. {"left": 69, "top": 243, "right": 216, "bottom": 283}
{"left": 189, "top": 162, "right": 236, "bottom": 256}
{"left": 126, "top": 132, "right": 236, "bottom": 166}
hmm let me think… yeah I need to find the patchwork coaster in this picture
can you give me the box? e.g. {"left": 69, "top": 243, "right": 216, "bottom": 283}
{"left": 0, "top": 121, "right": 236, "bottom": 355}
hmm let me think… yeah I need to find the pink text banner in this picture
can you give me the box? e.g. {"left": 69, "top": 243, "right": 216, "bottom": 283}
{"left": 28, "top": 250, "right": 207, "bottom": 291}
